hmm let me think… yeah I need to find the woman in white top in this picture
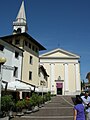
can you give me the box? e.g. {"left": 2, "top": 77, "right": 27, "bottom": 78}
{"left": 81, "top": 91, "right": 90, "bottom": 120}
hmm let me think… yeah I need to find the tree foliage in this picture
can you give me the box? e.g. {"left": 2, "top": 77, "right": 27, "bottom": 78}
{"left": 86, "top": 72, "right": 90, "bottom": 83}
{"left": 1, "top": 95, "right": 15, "bottom": 111}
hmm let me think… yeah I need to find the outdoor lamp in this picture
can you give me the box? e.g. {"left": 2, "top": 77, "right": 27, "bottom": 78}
{"left": 0, "top": 57, "right": 6, "bottom": 64}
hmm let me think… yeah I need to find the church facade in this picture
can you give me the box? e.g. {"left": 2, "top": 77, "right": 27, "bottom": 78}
{"left": 40, "top": 48, "right": 81, "bottom": 95}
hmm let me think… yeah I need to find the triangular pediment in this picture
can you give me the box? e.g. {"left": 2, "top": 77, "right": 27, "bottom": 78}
{"left": 40, "top": 48, "right": 80, "bottom": 59}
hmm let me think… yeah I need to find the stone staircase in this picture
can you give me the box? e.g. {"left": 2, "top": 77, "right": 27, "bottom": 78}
{"left": 12, "top": 95, "right": 75, "bottom": 120}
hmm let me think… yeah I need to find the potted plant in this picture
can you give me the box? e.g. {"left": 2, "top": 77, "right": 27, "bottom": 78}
{"left": 23, "top": 98, "right": 32, "bottom": 113}
{"left": 16, "top": 100, "right": 25, "bottom": 116}
{"left": 30, "top": 93, "right": 39, "bottom": 112}
{"left": 38, "top": 96, "right": 43, "bottom": 107}
{"left": 1, "top": 95, "right": 15, "bottom": 117}
{"left": 46, "top": 92, "right": 51, "bottom": 101}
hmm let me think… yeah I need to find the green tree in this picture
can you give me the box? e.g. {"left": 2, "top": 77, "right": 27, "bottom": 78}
{"left": 86, "top": 72, "right": 90, "bottom": 83}
{"left": 81, "top": 80, "right": 85, "bottom": 90}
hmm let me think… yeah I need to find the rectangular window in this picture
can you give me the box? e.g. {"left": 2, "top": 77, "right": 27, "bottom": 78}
{"left": 29, "top": 71, "right": 32, "bottom": 80}
{"left": 13, "top": 67, "right": 18, "bottom": 77}
{"left": 25, "top": 41, "right": 28, "bottom": 46}
{"left": 32, "top": 46, "right": 34, "bottom": 51}
{"left": 35, "top": 48, "right": 38, "bottom": 53}
{"left": 30, "top": 56, "right": 33, "bottom": 64}
{"left": 15, "top": 51, "right": 19, "bottom": 59}
{"left": 0, "top": 44, "right": 4, "bottom": 51}
{"left": 29, "top": 43, "right": 31, "bottom": 48}
{"left": 15, "top": 39, "right": 20, "bottom": 45}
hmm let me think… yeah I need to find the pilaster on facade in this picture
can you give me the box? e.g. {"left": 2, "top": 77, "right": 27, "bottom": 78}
{"left": 50, "top": 63, "right": 55, "bottom": 94}
{"left": 75, "top": 63, "right": 80, "bottom": 91}
{"left": 64, "top": 63, "right": 69, "bottom": 92}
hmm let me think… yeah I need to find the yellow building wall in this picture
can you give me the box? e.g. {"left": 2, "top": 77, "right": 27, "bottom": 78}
{"left": 22, "top": 50, "right": 39, "bottom": 86}
{"left": 10, "top": 36, "right": 39, "bottom": 86}
{"left": 54, "top": 64, "right": 64, "bottom": 80}
{"left": 68, "top": 64, "right": 76, "bottom": 91}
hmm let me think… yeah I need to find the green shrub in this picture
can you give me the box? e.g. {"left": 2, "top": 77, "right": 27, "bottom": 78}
{"left": 24, "top": 99, "right": 32, "bottom": 110}
{"left": 43, "top": 92, "right": 51, "bottom": 102}
{"left": 47, "top": 92, "right": 51, "bottom": 101}
{"left": 43, "top": 94, "right": 47, "bottom": 102}
{"left": 51, "top": 94, "right": 56, "bottom": 97}
{"left": 1, "top": 95, "right": 15, "bottom": 112}
{"left": 16, "top": 100, "right": 25, "bottom": 112}
{"left": 38, "top": 96, "right": 43, "bottom": 105}
{"left": 30, "top": 93, "right": 39, "bottom": 106}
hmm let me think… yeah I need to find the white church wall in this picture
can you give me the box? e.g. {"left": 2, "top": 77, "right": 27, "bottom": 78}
{"left": 40, "top": 48, "right": 81, "bottom": 95}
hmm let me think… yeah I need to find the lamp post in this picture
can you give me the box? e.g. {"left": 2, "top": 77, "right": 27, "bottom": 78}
{"left": 42, "top": 81, "right": 43, "bottom": 98}
{"left": 0, "top": 57, "right": 6, "bottom": 116}
{"left": 41, "top": 80, "right": 45, "bottom": 103}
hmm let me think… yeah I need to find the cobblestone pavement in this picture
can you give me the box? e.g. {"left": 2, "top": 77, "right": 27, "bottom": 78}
{"left": 12, "top": 95, "right": 75, "bottom": 120}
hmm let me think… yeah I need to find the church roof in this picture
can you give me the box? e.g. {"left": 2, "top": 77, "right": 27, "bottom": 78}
{"left": 40, "top": 48, "right": 80, "bottom": 59}
{"left": 0, "top": 32, "right": 46, "bottom": 51}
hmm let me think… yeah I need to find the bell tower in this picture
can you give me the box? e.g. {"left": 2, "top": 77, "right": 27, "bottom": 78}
{"left": 13, "top": 1, "right": 28, "bottom": 34}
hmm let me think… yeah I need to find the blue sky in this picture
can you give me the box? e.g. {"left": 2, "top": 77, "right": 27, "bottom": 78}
{"left": 0, "top": 0, "right": 90, "bottom": 82}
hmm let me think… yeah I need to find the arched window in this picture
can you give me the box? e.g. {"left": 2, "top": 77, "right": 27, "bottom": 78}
{"left": 17, "top": 28, "right": 21, "bottom": 33}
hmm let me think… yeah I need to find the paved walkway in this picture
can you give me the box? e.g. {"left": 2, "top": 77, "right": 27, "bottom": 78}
{"left": 12, "top": 95, "right": 75, "bottom": 120}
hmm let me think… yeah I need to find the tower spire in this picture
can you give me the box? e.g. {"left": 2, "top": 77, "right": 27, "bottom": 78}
{"left": 13, "top": 1, "right": 28, "bottom": 34}
{"left": 16, "top": 1, "right": 26, "bottom": 22}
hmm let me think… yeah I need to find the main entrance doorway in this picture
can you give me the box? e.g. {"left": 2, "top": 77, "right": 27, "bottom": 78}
{"left": 56, "top": 83, "right": 63, "bottom": 95}
{"left": 57, "top": 88, "right": 62, "bottom": 95}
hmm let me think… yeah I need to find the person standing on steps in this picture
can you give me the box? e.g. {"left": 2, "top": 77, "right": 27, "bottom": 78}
{"left": 73, "top": 95, "right": 85, "bottom": 120}
{"left": 81, "top": 91, "right": 90, "bottom": 120}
